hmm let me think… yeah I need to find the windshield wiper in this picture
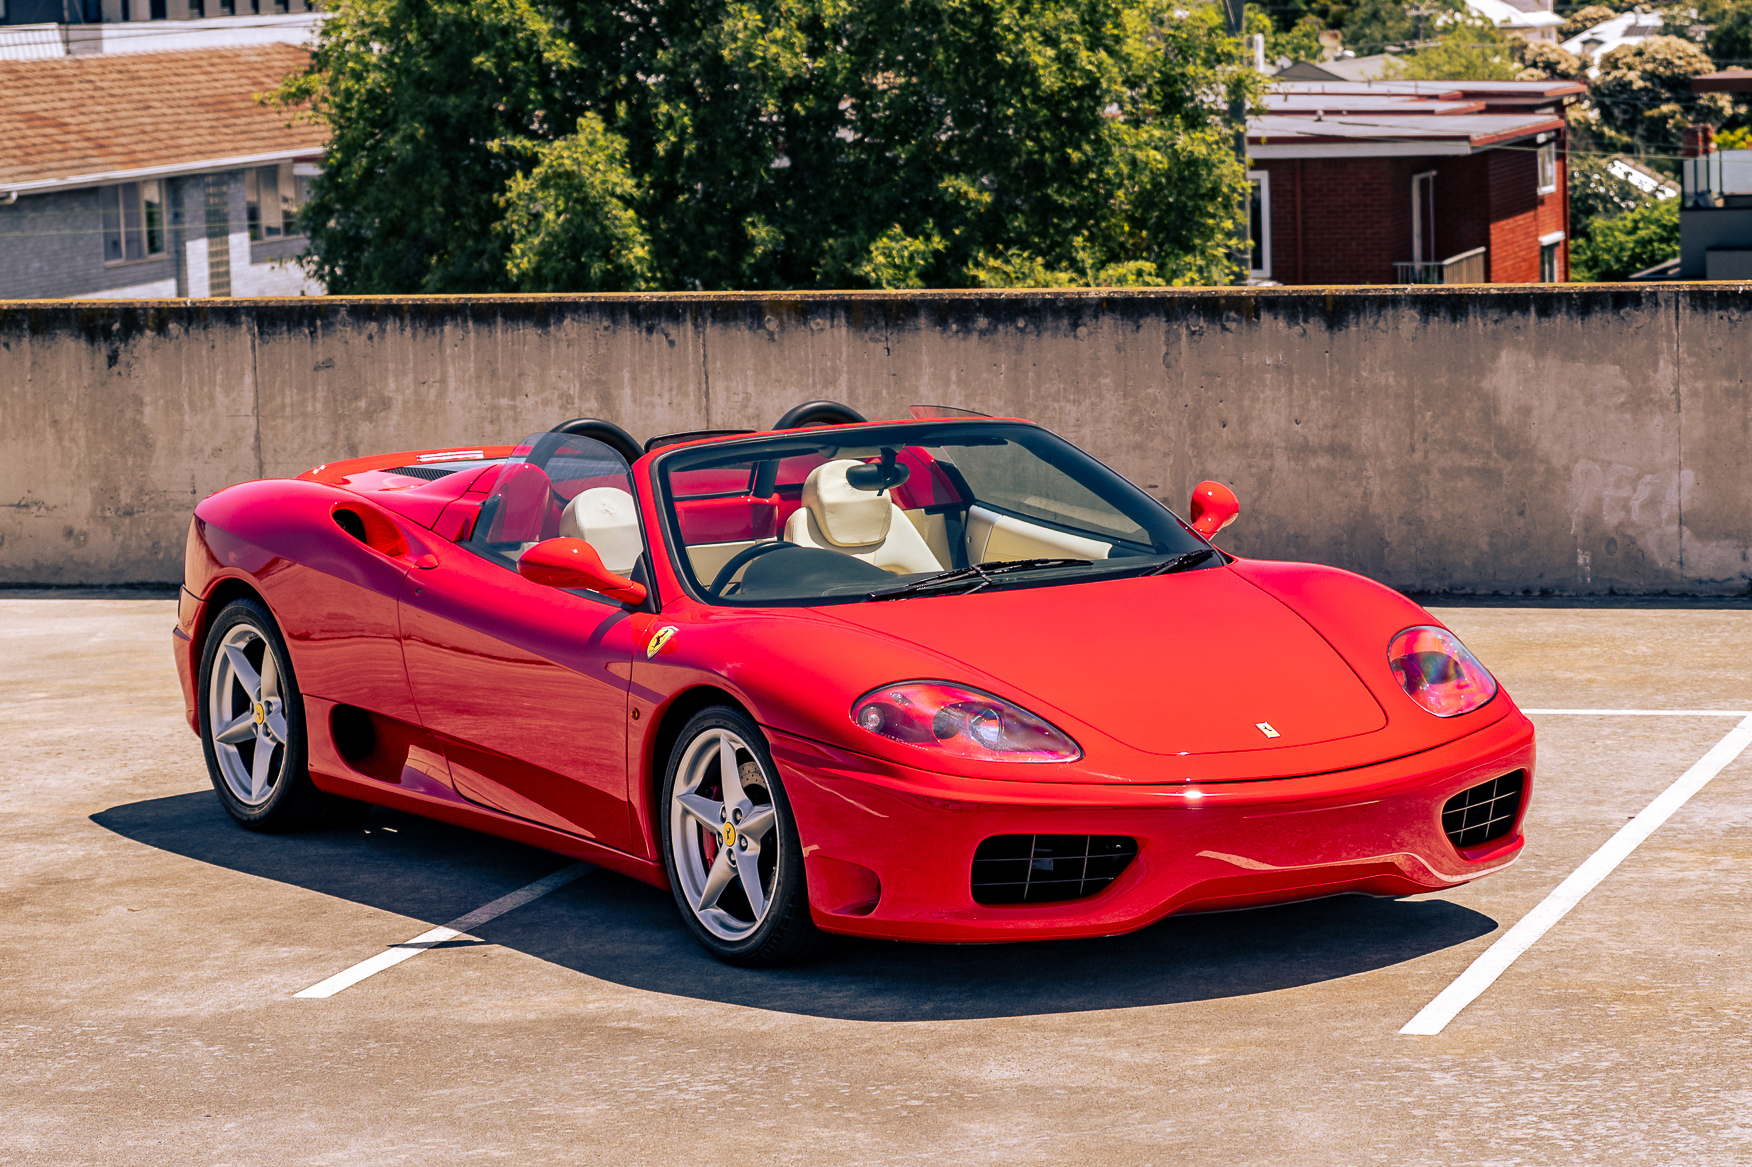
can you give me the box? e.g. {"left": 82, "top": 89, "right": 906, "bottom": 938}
{"left": 866, "top": 558, "right": 1089, "bottom": 600}
{"left": 1132, "top": 548, "right": 1218, "bottom": 577}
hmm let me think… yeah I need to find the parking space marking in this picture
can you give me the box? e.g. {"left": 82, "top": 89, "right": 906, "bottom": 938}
{"left": 1401, "top": 710, "right": 1752, "bottom": 1036}
{"left": 1520, "top": 708, "right": 1751, "bottom": 717}
{"left": 294, "top": 862, "right": 595, "bottom": 999}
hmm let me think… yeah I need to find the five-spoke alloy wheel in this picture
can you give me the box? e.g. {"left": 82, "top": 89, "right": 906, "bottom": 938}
{"left": 661, "top": 707, "right": 822, "bottom": 966}
{"left": 198, "top": 597, "right": 360, "bottom": 831}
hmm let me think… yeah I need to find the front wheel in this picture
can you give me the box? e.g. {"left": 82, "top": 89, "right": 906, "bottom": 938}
{"left": 197, "top": 597, "right": 365, "bottom": 831}
{"left": 660, "top": 707, "right": 824, "bottom": 966}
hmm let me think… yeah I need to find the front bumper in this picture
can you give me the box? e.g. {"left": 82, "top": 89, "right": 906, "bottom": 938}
{"left": 774, "top": 709, "right": 1535, "bottom": 942}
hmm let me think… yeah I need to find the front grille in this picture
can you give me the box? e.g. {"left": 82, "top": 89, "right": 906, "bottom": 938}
{"left": 385, "top": 465, "right": 460, "bottom": 481}
{"left": 1442, "top": 771, "right": 1526, "bottom": 850}
{"left": 971, "top": 834, "right": 1138, "bottom": 905}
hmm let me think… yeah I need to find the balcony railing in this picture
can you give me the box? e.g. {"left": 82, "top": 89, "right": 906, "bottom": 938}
{"left": 1394, "top": 246, "right": 1487, "bottom": 285}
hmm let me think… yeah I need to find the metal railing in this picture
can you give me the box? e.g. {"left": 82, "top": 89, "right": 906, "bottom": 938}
{"left": 1394, "top": 246, "right": 1487, "bottom": 285}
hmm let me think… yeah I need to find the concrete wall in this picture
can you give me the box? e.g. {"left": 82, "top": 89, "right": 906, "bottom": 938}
{"left": 2, "top": 284, "right": 1749, "bottom": 594}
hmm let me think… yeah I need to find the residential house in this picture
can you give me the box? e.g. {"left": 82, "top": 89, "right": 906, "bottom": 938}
{"left": 1245, "top": 79, "right": 1584, "bottom": 285}
{"left": 1676, "top": 70, "right": 1752, "bottom": 279}
{"left": 1561, "top": 10, "right": 1665, "bottom": 77}
{"left": 0, "top": 44, "right": 324, "bottom": 298}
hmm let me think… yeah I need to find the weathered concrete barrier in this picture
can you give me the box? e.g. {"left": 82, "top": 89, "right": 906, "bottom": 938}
{"left": 1, "top": 286, "right": 1748, "bottom": 594}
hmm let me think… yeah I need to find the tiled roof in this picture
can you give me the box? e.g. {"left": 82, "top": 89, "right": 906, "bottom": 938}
{"left": 0, "top": 45, "right": 323, "bottom": 191}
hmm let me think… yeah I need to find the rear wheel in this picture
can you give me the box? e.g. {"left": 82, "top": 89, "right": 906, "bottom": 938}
{"left": 661, "top": 707, "right": 824, "bottom": 966}
{"left": 198, "top": 597, "right": 365, "bottom": 831}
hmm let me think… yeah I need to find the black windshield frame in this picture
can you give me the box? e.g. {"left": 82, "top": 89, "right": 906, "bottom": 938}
{"left": 649, "top": 419, "right": 1213, "bottom": 608}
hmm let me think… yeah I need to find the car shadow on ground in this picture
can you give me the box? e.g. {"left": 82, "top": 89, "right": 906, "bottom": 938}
{"left": 94, "top": 792, "right": 1497, "bottom": 1022}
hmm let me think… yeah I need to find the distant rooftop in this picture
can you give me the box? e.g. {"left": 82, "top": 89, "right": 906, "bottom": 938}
{"left": 0, "top": 45, "right": 322, "bottom": 193}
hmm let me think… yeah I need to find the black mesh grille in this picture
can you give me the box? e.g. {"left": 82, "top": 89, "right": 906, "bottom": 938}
{"left": 971, "top": 835, "right": 1138, "bottom": 905}
{"left": 1442, "top": 771, "right": 1526, "bottom": 850}
{"left": 385, "top": 465, "right": 461, "bottom": 481}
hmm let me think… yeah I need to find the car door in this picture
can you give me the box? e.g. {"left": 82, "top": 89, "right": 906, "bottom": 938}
{"left": 398, "top": 433, "right": 646, "bottom": 854}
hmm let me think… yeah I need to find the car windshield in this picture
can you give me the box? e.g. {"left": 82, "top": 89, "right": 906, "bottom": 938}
{"left": 656, "top": 420, "right": 1215, "bottom": 606}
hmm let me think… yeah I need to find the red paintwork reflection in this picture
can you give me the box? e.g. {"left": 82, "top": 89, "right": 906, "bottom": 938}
{"left": 400, "top": 540, "right": 640, "bottom": 854}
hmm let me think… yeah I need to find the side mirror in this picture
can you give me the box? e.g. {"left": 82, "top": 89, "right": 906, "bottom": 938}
{"left": 1189, "top": 480, "right": 1239, "bottom": 539}
{"left": 518, "top": 538, "right": 647, "bottom": 604}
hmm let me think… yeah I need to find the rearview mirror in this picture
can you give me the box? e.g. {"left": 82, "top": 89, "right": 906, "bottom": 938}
{"left": 1189, "top": 481, "right": 1239, "bottom": 539}
{"left": 518, "top": 538, "right": 648, "bottom": 604}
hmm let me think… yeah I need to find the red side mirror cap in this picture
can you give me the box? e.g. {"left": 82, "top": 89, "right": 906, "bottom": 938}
{"left": 518, "top": 537, "right": 647, "bottom": 604}
{"left": 1189, "top": 481, "right": 1239, "bottom": 539}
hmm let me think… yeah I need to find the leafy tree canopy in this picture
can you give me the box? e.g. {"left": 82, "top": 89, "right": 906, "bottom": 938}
{"left": 272, "top": 0, "right": 1261, "bottom": 293}
{"left": 1559, "top": 4, "right": 1617, "bottom": 39}
{"left": 1383, "top": 18, "right": 1525, "bottom": 79}
{"left": 1517, "top": 40, "right": 1586, "bottom": 81}
{"left": 1569, "top": 191, "right": 1678, "bottom": 279}
{"left": 1589, "top": 36, "right": 1735, "bottom": 158}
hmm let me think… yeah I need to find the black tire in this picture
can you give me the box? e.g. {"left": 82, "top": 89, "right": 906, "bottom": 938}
{"left": 660, "top": 706, "right": 826, "bottom": 967}
{"left": 196, "top": 597, "right": 367, "bottom": 832}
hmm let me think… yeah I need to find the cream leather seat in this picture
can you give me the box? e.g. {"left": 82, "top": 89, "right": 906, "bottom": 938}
{"left": 783, "top": 460, "right": 943, "bottom": 575}
{"left": 559, "top": 486, "right": 644, "bottom": 575}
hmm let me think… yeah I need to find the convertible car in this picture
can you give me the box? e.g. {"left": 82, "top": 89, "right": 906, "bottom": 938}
{"left": 174, "top": 402, "right": 1534, "bottom": 966}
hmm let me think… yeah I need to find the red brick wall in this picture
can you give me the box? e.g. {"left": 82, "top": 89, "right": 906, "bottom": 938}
{"left": 1257, "top": 157, "right": 1411, "bottom": 284}
{"left": 1486, "top": 139, "right": 1567, "bottom": 282}
{"left": 1258, "top": 135, "right": 1569, "bottom": 285}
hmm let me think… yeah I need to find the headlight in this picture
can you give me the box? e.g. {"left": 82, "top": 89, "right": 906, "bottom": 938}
{"left": 850, "top": 682, "right": 1082, "bottom": 762}
{"left": 1387, "top": 626, "right": 1497, "bottom": 717}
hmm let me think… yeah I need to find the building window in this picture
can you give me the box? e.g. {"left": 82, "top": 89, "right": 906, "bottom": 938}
{"left": 217, "top": 0, "right": 234, "bottom": 12}
{"left": 1246, "top": 169, "right": 1271, "bottom": 279}
{"left": 1539, "top": 230, "right": 1564, "bottom": 281}
{"left": 189, "top": 0, "right": 204, "bottom": 14}
{"left": 245, "top": 163, "right": 311, "bottom": 241}
{"left": 149, "top": 0, "right": 166, "bottom": 17}
{"left": 1537, "top": 142, "right": 1557, "bottom": 196}
{"left": 101, "top": 181, "right": 166, "bottom": 265}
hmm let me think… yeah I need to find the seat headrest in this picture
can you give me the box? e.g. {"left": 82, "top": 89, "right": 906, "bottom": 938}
{"left": 559, "top": 486, "right": 643, "bottom": 575}
{"left": 802, "top": 460, "right": 893, "bottom": 549}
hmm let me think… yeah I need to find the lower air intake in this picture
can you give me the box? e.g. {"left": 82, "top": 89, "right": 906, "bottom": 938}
{"left": 1442, "top": 770, "right": 1526, "bottom": 850}
{"left": 971, "top": 834, "right": 1138, "bottom": 905}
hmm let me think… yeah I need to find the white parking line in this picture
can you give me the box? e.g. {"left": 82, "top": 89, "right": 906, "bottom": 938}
{"left": 1520, "top": 708, "right": 1751, "bottom": 717}
{"left": 1401, "top": 710, "right": 1752, "bottom": 1036}
{"left": 294, "top": 862, "right": 595, "bottom": 999}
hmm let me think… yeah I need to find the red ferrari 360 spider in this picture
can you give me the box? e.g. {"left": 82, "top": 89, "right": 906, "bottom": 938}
{"left": 174, "top": 402, "right": 1534, "bottom": 965}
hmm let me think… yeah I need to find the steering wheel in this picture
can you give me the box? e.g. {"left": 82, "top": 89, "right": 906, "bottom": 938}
{"left": 708, "top": 541, "right": 795, "bottom": 596}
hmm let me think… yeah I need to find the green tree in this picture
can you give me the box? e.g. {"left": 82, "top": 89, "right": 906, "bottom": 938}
{"left": 1569, "top": 194, "right": 1679, "bottom": 280}
{"left": 498, "top": 116, "right": 656, "bottom": 293}
{"left": 1558, "top": 4, "right": 1617, "bottom": 39}
{"left": 1247, "top": 7, "right": 1325, "bottom": 64}
{"left": 1385, "top": 18, "right": 1525, "bottom": 79}
{"left": 270, "top": 0, "right": 592, "bottom": 293}
{"left": 274, "top": 0, "right": 1260, "bottom": 293}
{"left": 1706, "top": 0, "right": 1752, "bottom": 64}
{"left": 1590, "top": 36, "right": 1736, "bottom": 158}
{"left": 1517, "top": 41, "right": 1586, "bottom": 81}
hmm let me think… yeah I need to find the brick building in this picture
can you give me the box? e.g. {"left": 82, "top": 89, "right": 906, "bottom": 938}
{"left": 0, "top": 44, "right": 324, "bottom": 298}
{"left": 1245, "top": 80, "right": 1583, "bottom": 285}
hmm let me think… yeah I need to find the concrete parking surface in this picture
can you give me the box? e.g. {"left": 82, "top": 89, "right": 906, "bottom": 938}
{"left": 3, "top": 595, "right": 1750, "bottom": 1165}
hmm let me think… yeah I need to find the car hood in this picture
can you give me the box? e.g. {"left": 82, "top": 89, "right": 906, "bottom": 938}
{"left": 819, "top": 565, "right": 1388, "bottom": 758}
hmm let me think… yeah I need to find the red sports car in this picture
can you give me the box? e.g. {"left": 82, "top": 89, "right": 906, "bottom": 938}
{"left": 174, "top": 402, "right": 1533, "bottom": 966}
